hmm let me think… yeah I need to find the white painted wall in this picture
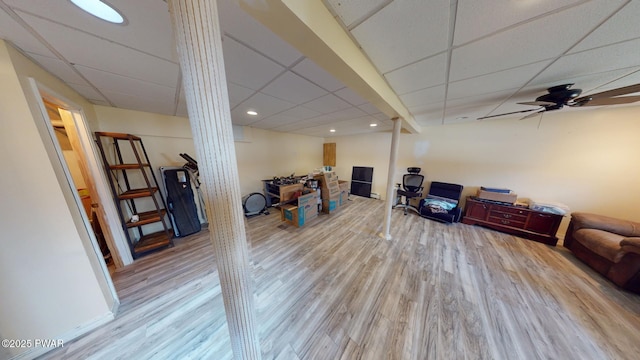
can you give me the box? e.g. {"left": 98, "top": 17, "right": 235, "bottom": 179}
{"left": 0, "top": 41, "right": 113, "bottom": 358}
{"left": 93, "top": 106, "right": 325, "bottom": 197}
{"left": 332, "top": 105, "right": 640, "bottom": 234}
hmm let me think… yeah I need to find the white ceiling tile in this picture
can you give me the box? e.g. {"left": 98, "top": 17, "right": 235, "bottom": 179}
{"left": 222, "top": 36, "right": 284, "bottom": 91}
{"left": 251, "top": 116, "right": 301, "bottom": 130}
{"left": 217, "top": 0, "right": 302, "bottom": 66}
{"left": 25, "top": 52, "right": 89, "bottom": 85}
{"left": 324, "top": 0, "right": 390, "bottom": 28}
{"left": 447, "top": 89, "right": 516, "bottom": 109}
{"left": 231, "top": 92, "right": 296, "bottom": 125}
{"left": 414, "top": 111, "right": 448, "bottom": 127}
{"left": 251, "top": 105, "right": 323, "bottom": 129}
{"left": 571, "top": 0, "right": 640, "bottom": 53}
{"left": 371, "top": 113, "right": 389, "bottom": 121}
{"left": 292, "top": 58, "right": 345, "bottom": 91}
{"left": 583, "top": 68, "right": 640, "bottom": 95}
{"left": 105, "top": 90, "right": 175, "bottom": 116}
{"left": 302, "top": 94, "right": 352, "bottom": 113}
{"left": 534, "top": 38, "right": 640, "bottom": 86}
{"left": 272, "top": 106, "right": 323, "bottom": 120}
{"left": 454, "top": 0, "right": 585, "bottom": 45}
{"left": 447, "top": 61, "right": 549, "bottom": 100}
{"left": 528, "top": 67, "right": 640, "bottom": 96}
{"left": 0, "top": 8, "right": 55, "bottom": 57}
{"left": 261, "top": 71, "right": 328, "bottom": 104}
{"left": 351, "top": 0, "right": 450, "bottom": 73}
{"left": 66, "top": 83, "right": 109, "bottom": 103}
{"left": 16, "top": 11, "right": 179, "bottom": 87}
{"left": 385, "top": 53, "right": 447, "bottom": 95}
{"left": 7, "top": 0, "right": 176, "bottom": 61}
{"left": 76, "top": 65, "right": 175, "bottom": 100}
{"left": 445, "top": 100, "right": 510, "bottom": 123}
{"left": 273, "top": 109, "right": 363, "bottom": 132}
{"left": 228, "top": 82, "right": 255, "bottom": 109}
{"left": 334, "top": 87, "right": 368, "bottom": 106}
{"left": 357, "top": 103, "right": 381, "bottom": 115}
{"left": 449, "top": 0, "right": 626, "bottom": 81}
{"left": 400, "top": 86, "right": 446, "bottom": 109}
{"left": 322, "top": 107, "right": 367, "bottom": 121}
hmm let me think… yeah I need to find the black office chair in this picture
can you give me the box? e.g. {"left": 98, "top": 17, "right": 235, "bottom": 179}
{"left": 394, "top": 167, "right": 424, "bottom": 215}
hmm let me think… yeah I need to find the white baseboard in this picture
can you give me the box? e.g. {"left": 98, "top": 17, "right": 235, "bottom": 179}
{"left": 9, "top": 311, "right": 114, "bottom": 360}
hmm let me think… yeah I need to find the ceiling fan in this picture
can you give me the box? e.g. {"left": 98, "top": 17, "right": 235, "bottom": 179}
{"left": 478, "top": 83, "right": 640, "bottom": 120}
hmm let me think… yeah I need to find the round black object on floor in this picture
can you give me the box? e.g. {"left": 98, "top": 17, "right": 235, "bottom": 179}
{"left": 243, "top": 192, "right": 269, "bottom": 217}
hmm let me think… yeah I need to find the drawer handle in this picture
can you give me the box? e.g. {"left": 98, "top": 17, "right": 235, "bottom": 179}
{"left": 501, "top": 220, "right": 510, "bottom": 225}
{"left": 503, "top": 214, "right": 512, "bottom": 219}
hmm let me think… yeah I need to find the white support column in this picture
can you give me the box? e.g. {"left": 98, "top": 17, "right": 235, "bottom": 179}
{"left": 168, "top": 1, "right": 261, "bottom": 359}
{"left": 381, "top": 117, "right": 402, "bottom": 240}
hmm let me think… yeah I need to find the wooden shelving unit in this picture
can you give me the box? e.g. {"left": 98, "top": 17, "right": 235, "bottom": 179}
{"left": 95, "top": 132, "right": 173, "bottom": 259}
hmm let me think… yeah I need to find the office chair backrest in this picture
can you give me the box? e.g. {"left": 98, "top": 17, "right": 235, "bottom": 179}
{"left": 403, "top": 174, "right": 424, "bottom": 193}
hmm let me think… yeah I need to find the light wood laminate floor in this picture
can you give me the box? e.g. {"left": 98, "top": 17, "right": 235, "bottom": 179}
{"left": 41, "top": 197, "right": 640, "bottom": 359}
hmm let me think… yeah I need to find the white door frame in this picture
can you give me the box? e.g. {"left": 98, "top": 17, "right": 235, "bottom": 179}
{"left": 28, "top": 78, "right": 127, "bottom": 308}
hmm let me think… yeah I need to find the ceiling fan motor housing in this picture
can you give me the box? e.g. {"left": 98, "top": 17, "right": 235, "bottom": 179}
{"left": 536, "top": 84, "right": 582, "bottom": 105}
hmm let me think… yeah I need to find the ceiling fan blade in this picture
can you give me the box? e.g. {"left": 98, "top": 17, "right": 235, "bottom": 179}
{"left": 517, "top": 101, "right": 555, "bottom": 106}
{"left": 580, "top": 95, "right": 640, "bottom": 106}
{"left": 577, "top": 83, "right": 640, "bottom": 102}
{"left": 477, "top": 107, "right": 543, "bottom": 120}
{"left": 520, "top": 109, "right": 546, "bottom": 120}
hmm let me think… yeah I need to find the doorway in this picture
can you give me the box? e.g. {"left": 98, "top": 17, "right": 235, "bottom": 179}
{"left": 30, "top": 79, "right": 131, "bottom": 311}
{"left": 44, "top": 98, "right": 115, "bottom": 270}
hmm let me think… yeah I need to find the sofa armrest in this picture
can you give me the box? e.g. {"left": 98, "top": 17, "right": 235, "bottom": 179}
{"left": 621, "top": 237, "right": 640, "bottom": 256}
{"left": 571, "top": 212, "right": 640, "bottom": 237}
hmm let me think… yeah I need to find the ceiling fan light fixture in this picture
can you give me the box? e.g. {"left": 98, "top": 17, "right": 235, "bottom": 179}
{"left": 70, "top": 0, "right": 125, "bottom": 24}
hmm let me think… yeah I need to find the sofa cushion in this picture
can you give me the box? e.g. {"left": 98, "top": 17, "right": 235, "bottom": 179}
{"left": 573, "top": 228, "right": 625, "bottom": 263}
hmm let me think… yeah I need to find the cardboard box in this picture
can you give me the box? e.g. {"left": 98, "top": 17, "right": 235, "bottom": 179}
{"left": 315, "top": 173, "right": 340, "bottom": 199}
{"left": 280, "top": 183, "right": 303, "bottom": 203}
{"left": 297, "top": 191, "right": 318, "bottom": 219}
{"left": 281, "top": 205, "right": 300, "bottom": 227}
{"left": 338, "top": 180, "right": 349, "bottom": 192}
{"left": 280, "top": 191, "right": 318, "bottom": 227}
{"left": 322, "top": 194, "right": 341, "bottom": 214}
{"left": 477, "top": 189, "right": 517, "bottom": 204}
{"left": 340, "top": 190, "right": 348, "bottom": 206}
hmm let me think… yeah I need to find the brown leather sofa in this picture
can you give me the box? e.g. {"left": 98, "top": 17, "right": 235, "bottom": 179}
{"left": 564, "top": 212, "right": 640, "bottom": 293}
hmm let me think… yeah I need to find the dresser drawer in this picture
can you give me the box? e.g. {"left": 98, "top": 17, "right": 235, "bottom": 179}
{"left": 492, "top": 204, "right": 529, "bottom": 216}
{"left": 489, "top": 209, "right": 527, "bottom": 222}
{"left": 488, "top": 214, "right": 526, "bottom": 228}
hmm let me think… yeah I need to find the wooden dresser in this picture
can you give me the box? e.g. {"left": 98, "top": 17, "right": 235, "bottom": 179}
{"left": 462, "top": 197, "right": 563, "bottom": 246}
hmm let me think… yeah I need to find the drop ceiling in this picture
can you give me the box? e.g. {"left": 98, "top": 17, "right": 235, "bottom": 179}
{"left": 1, "top": 0, "right": 639, "bottom": 137}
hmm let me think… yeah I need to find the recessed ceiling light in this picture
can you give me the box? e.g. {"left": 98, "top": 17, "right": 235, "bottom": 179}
{"left": 70, "top": 0, "right": 125, "bottom": 24}
{"left": 370, "top": 123, "right": 378, "bottom": 127}
{"left": 329, "top": 129, "right": 336, "bottom": 133}
{"left": 246, "top": 110, "right": 258, "bottom": 116}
